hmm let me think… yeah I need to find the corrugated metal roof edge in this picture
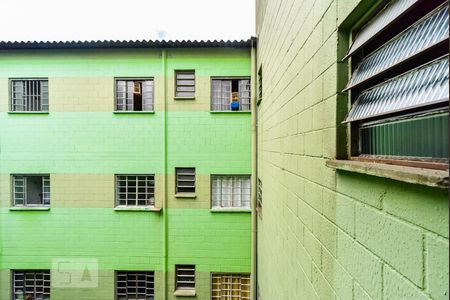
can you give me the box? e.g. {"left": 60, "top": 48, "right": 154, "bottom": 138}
{"left": 0, "top": 38, "right": 255, "bottom": 50}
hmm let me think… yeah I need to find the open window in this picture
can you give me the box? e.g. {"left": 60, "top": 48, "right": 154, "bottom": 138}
{"left": 115, "top": 79, "right": 154, "bottom": 111}
{"left": 211, "top": 78, "right": 251, "bottom": 111}
{"left": 12, "top": 175, "right": 50, "bottom": 207}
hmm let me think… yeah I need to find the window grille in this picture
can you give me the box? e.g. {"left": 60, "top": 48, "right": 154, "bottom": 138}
{"left": 211, "top": 78, "right": 251, "bottom": 111}
{"left": 116, "top": 79, "right": 154, "bottom": 111}
{"left": 116, "top": 175, "right": 155, "bottom": 207}
{"left": 211, "top": 273, "right": 250, "bottom": 300}
{"left": 13, "top": 270, "right": 50, "bottom": 300}
{"left": 116, "top": 271, "right": 154, "bottom": 300}
{"left": 176, "top": 168, "right": 196, "bottom": 194}
{"left": 211, "top": 175, "right": 251, "bottom": 208}
{"left": 175, "top": 71, "right": 195, "bottom": 98}
{"left": 11, "top": 79, "right": 48, "bottom": 111}
{"left": 176, "top": 265, "right": 195, "bottom": 290}
{"left": 257, "top": 67, "right": 262, "bottom": 104}
{"left": 13, "top": 175, "right": 50, "bottom": 206}
{"left": 257, "top": 178, "right": 262, "bottom": 210}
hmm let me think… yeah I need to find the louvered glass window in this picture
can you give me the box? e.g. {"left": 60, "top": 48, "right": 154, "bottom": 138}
{"left": 175, "top": 71, "right": 195, "bottom": 98}
{"left": 175, "top": 265, "right": 195, "bottom": 291}
{"left": 11, "top": 79, "right": 48, "bottom": 111}
{"left": 13, "top": 270, "right": 51, "bottom": 300}
{"left": 211, "top": 273, "right": 251, "bottom": 300}
{"left": 116, "top": 175, "right": 155, "bottom": 207}
{"left": 116, "top": 271, "right": 154, "bottom": 300}
{"left": 116, "top": 79, "right": 154, "bottom": 111}
{"left": 211, "top": 175, "right": 251, "bottom": 209}
{"left": 176, "top": 168, "right": 196, "bottom": 194}
{"left": 211, "top": 78, "right": 251, "bottom": 111}
{"left": 344, "top": 0, "right": 449, "bottom": 164}
{"left": 13, "top": 175, "right": 50, "bottom": 207}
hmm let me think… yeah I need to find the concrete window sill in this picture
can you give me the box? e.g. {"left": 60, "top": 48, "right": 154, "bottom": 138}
{"left": 326, "top": 159, "right": 449, "bottom": 189}
{"left": 8, "top": 111, "right": 49, "bottom": 114}
{"left": 210, "top": 208, "right": 251, "bottom": 213}
{"left": 114, "top": 206, "right": 161, "bottom": 212}
{"left": 174, "top": 97, "right": 195, "bottom": 100}
{"left": 113, "top": 111, "right": 155, "bottom": 114}
{"left": 175, "top": 193, "right": 197, "bottom": 199}
{"left": 174, "top": 289, "right": 196, "bottom": 297}
{"left": 9, "top": 206, "right": 50, "bottom": 211}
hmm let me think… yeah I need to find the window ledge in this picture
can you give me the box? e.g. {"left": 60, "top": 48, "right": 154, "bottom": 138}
{"left": 7, "top": 111, "right": 49, "bottom": 114}
{"left": 326, "top": 159, "right": 449, "bottom": 189}
{"left": 174, "top": 289, "right": 196, "bottom": 297}
{"left": 114, "top": 206, "right": 161, "bottom": 212}
{"left": 175, "top": 193, "right": 197, "bottom": 199}
{"left": 113, "top": 111, "right": 155, "bottom": 114}
{"left": 210, "top": 111, "right": 251, "bottom": 114}
{"left": 210, "top": 208, "right": 251, "bottom": 213}
{"left": 9, "top": 206, "right": 50, "bottom": 211}
{"left": 174, "top": 96, "right": 196, "bottom": 100}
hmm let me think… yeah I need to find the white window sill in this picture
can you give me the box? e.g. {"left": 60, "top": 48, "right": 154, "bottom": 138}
{"left": 113, "top": 111, "right": 155, "bottom": 114}
{"left": 10, "top": 206, "right": 50, "bottom": 211}
{"left": 8, "top": 111, "right": 49, "bottom": 114}
{"left": 326, "top": 159, "right": 449, "bottom": 189}
{"left": 174, "top": 96, "right": 196, "bottom": 100}
{"left": 114, "top": 206, "right": 161, "bottom": 212}
{"left": 210, "top": 208, "right": 251, "bottom": 213}
{"left": 175, "top": 193, "right": 197, "bottom": 199}
{"left": 174, "top": 289, "right": 196, "bottom": 297}
{"left": 210, "top": 111, "right": 251, "bottom": 114}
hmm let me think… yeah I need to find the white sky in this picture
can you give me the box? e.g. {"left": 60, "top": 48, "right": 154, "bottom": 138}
{"left": 0, "top": 0, "right": 255, "bottom": 42}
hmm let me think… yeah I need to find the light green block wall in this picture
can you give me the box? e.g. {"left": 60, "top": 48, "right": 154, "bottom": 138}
{"left": 255, "top": 0, "right": 449, "bottom": 300}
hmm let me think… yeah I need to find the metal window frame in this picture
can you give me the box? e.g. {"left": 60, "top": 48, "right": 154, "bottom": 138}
{"left": 12, "top": 269, "right": 51, "bottom": 300}
{"left": 210, "top": 77, "right": 251, "bottom": 112}
{"left": 115, "top": 174, "right": 155, "bottom": 207}
{"left": 11, "top": 174, "right": 51, "bottom": 207}
{"left": 210, "top": 273, "right": 251, "bottom": 300}
{"left": 9, "top": 78, "right": 49, "bottom": 112}
{"left": 175, "top": 168, "right": 196, "bottom": 194}
{"left": 174, "top": 70, "right": 196, "bottom": 98}
{"left": 115, "top": 270, "right": 155, "bottom": 300}
{"left": 175, "top": 265, "right": 196, "bottom": 291}
{"left": 114, "top": 77, "right": 154, "bottom": 112}
{"left": 210, "top": 174, "right": 251, "bottom": 209}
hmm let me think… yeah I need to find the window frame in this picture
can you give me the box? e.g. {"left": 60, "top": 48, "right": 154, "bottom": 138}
{"left": 115, "top": 270, "right": 155, "bottom": 300}
{"left": 9, "top": 78, "right": 49, "bottom": 112}
{"left": 210, "top": 174, "right": 251, "bottom": 209}
{"left": 174, "top": 70, "right": 196, "bottom": 99}
{"left": 210, "top": 273, "right": 251, "bottom": 300}
{"left": 11, "top": 174, "right": 51, "bottom": 207}
{"left": 175, "top": 264, "right": 196, "bottom": 292}
{"left": 210, "top": 77, "right": 251, "bottom": 112}
{"left": 115, "top": 174, "right": 155, "bottom": 208}
{"left": 12, "top": 269, "right": 51, "bottom": 300}
{"left": 114, "top": 77, "right": 155, "bottom": 112}
{"left": 175, "top": 168, "right": 196, "bottom": 195}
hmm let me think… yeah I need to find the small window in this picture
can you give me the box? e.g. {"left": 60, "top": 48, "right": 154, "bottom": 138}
{"left": 116, "top": 175, "right": 155, "bottom": 207}
{"left": 257, "top": 178, "right": 262, "bottom": 212}
{"left": 175, "top": 71, "right": 195, "bottom": 98}
{"left": 12, "top": 175, "right": 50, "bottom": 207}
{"left": 211, "top": 273, "right": 250, "bottom": 299}
{"left": 13, "top": 270, "right": 51, "bottom": 300}
{"left": 175, "top": 265, "right": 195, "bottom": 291}
{"left": 116, "top": 79, "right": 154, "bottom": 111}
{"left": 10, "top": 79, "right": 49, "bottom": 112}
{"left": 257, "top": 67, "right": 262, "bottom": 105}
{"left": 211, "top": 175, "right": 251, "bottom": 209}
{"left": 211, "top": 78, "right": 251, "bottom": 111}
{"left": 116, "top": 271, "right": 154, "bottom": 300}
{"left": 176, "top": 168, "right": 196, "bottom": 194}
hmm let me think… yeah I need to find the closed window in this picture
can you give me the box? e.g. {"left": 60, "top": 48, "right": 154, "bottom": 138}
{"left": 344, "top": 0, "right": 449, "bottom": 167}
{"left": 257, "top": 178, "right": 262, "bottom": 215}
{"left": 211, "top": 78, "right": 251, "bottom": 111}
{"left": 257, "top": 67, "right": 262, "bottom": 105}
{"left": 211, "top": 273, "right": 250, "bottom": 300}
{"left": 211, "top": 175, "right": 251, "bottom": 209}
{"left": 175, "top": 265, "right": 195, "bottom": 291}
{"left": 116, "top": 79, "right": 154, "bottom": 111}
{"left": 175, "top": 71, "right": 195, "bottom": 98}
{"left": 13, "top": 270, "right": 50, "bottom": 300}
{"left": 116, "top": 175, "right": 155, "bottom": 207}
{"left": 12, "top": 175, "right": 50, "bottom": 207}
{"left": 116, "top": 271, "right": 154, "bottom": 300}
{"left": 10, "top": 79, "right": 49, "bottom": 112}
{"left": 176, "top": 168, "right": 196, "bottom": 194}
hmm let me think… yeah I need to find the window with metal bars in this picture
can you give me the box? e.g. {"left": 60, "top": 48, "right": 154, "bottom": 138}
{"left": 211, "top": 273, "right": 251, "bottom": 300}
{"left": 257, "top": 178, "right": 262, "bottom": 212}
{"left": 175, "top": 265, "right": 195, "bottom": 291}
{"left": 116, "top": 271, "right": 154, "bottom": 300}
{"left": 257, "top": 67, "right": 262, "bottom": 105}
{"left": 175, "top": 168, "right": 196, "bottom": 194}
{"left": 344, "top": 0, "right": 449, "bottom": 168}
{"left": 211, "top": 78, "right": 251, "bottom": 111}
{"left": 175, "top": 71, "right": 195, "bottom": 98}
{"left": 211, "top": 175, "right": 251, "bottom": 209}
{"left": 116, "top": 79, "right": 154, "bottom": 111}
{"left": 13, "top": 270, "right": 51, "bottom": 300}
{"left": 12, "top": 175, "right": 50, "bottom": 207}
{"left": 10, "top": 79, "right": 49, "bottom": 112}
{"left": 116, "top": 175, "right": 155, "bottom": 207}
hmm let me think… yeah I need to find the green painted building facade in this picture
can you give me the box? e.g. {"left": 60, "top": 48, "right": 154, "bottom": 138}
{"left": 0, "top": 43, "right": 253, "bottom": 299}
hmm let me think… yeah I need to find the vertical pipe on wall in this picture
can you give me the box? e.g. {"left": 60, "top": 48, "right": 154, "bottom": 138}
{"left": 250, "top": 37, "right": 258, "bottom": 300}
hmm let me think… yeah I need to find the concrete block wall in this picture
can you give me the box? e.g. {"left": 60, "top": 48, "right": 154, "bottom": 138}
{"left": 255, "top": 0, "right": 449, "bottom": 299}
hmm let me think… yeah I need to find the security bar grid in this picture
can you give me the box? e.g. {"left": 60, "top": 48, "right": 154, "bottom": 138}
{"left": 211, "top": 175, "right": 251, "bottom": 209}
{"left": 13, "top": 270, "right": 51, "bottom": 300}
{"left": 116, "top": 175, "right": 155, "bottom": 207}
{"left": 211, "top": 273, "right": 251, "bottom": 300}
{"left": 11, "top": 79, "right": 49, "bottom": 111}
{"left": 116, "top": 271, "right": 155, "bottom": 300}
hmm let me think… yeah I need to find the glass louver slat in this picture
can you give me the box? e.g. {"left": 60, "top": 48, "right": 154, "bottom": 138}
{"left": 346, "top": 0, "right": 418, "bottom": 57}
{"left": 346, "top": 56, "right": 449, "bottom": 122}
{"left": 347, "top": 4, "right": 449, "bottom": 89}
